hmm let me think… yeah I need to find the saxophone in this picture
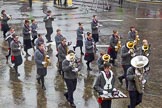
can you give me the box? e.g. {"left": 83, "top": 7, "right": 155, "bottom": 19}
{"left": 134, "top": 31, "right": 140, "bottom": 45}
{"left": 115, "top": 35, "right": 121, "bottom": 52}
{"left": 43, "top": 53, "right": 50, "bottom": 68}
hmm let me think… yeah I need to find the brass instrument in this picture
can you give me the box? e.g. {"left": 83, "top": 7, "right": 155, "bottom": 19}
{"left": 115, "top": 35, "right": 121, "bottom": 52}
{"left": 43, "top": 54, "right": 50, "bottom": 68}
{"left": 134, "top": 31, "right": 140, "bottom": 45}
{"left": 126, "top": 41, "right": 135, "bottom": 57}
{"left": 131, "top": 55, "right": 149, "bottom": 93}
{"left": 142, "top": 45, "right": 149, "bottom": 56}
{"left": 102, "top": 54, "right": 110, "bottom": 64}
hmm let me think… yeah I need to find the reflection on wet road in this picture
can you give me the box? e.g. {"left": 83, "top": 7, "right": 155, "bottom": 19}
{"left": 0, "top": 0, "right": 162, "bottom": 108}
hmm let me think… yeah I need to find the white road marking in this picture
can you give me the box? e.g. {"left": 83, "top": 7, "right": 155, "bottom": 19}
{"left": 136, "top": 18, "right": 162, "bottom": 20}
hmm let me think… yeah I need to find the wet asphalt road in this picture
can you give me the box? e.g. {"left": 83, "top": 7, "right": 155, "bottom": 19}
{"left": 0, "top": 0, "right": 162, "bottom": 108}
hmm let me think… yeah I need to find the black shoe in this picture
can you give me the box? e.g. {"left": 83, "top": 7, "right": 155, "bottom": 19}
{"left": 17, "top": 73, "right": 20, "bottom": 77}
{"left": 64, "top": 93, "right": 68, "bottom": 100}
{"left": 70, "top": 102, "right": 76, "bottom": 107}
{"left": 37, "top": 78, "right": 41, "bottom": 84}
{"left": 42, "top": 86, "right": 46, "bottom": 90}
{"left": 118, "top": 77, "right": 123, "bottom": 85}
{"left": 87, "top": 68, "right": 92, "bottom": 71}
{"left": 81, "top": 52, "right": 84, "bottom": 55}
{"left": 73, "top": 46, "right": 75, "bottom": 51}
{"left": 47, "top": 40, "right": 53, "bottom": 43}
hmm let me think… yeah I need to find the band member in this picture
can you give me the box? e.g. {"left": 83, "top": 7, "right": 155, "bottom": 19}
{"left": 91, "top": 15, "right": 100, "bottom": 43}
{"left": 128, "top": 26, "right": 139, "bottom": 46}
{"left": 127, "top": 66, "right": 144, "bottom": 108}
{"left": 108, "top": 30, "right": 120, "bottom": 66}
{"left": 5, "top": 27, "right": 15, "bottom": 63}
{"left": 84, "top": 32, "right": 95, "bottom": 71}
{"left": 73, "top": 22, "right": 84, "bottom": 55}
{"left": 140, "top": 39, "right": 151, "bottom": 57}
{"left": 23, "top": 19, "right": 32, "bottom": 56}
{"left": 43, "top": 10, "right": 54, "bottom": 43}
{"left": 31, "top": 19, "right": 38, "bottom": 45}
{"left": 58, "top": 37, "right": 68, "bottom": 75}
{"left": 34, "top": 42, "right": 47, "bottom": 90}
{"left": 10, "top": 35, "right": 23, "bottom": 76}
{"left": 118, "top": 41, "right": 135, "bottom": 89}
{"left": 62, "top": 50, "right": 81, "bottom": 107}
{"left": 55, "top": 29, "right": 64, "bottom": 50}
{"left": 0, "top": 10, "right": 11, "bottom": 39}
{"left": 94, "top": 62, "right": 115, "bottom": 108}
{"left": 35, "top": 34, "right": 45, "bottom": 49}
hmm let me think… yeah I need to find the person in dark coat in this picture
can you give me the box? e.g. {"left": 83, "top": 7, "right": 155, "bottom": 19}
{"left": 34, "top": 42, "right": 47, "bottom": 90}
{"left": 127, "top": 66, "right": 143, "bottom": 108}
{"left": 62, "top": 50, "right": 81, "bottom": 107}
{"left": 10, "top": 35, "right": 23, "bottom": 77}
{"left": 91, "top": 15, "right": 100, "bottom": 43}
{"left": 43, "top": 10, "right": 54, "bottom": 43}
{"left": 108, "top": 30, "right": 120, "bottom": 66}
{"left": 5, "top": 27, "right": 15, "bottom": 63}
{"left": 73, "top": 22, "right": 84, "bottom": 55}
{"left": 58, "top": 37, "right": 68, "bottom": 75}
{"left": 23, "top": 20, "right": 32, "bottom": 56}
{"left": 118, "top": 41, "right": 134, "bottom": 89}
{"left": 84, "top": 32, "right": 95, "bottom": 71}
{"left": 94, "top": 63, "right": 115, "bottom": 108}
{"left": 31, "top": 19, "right": 38, "bottom": 45}
{"left": 0, "top": 10, "right": 11, "bottom": 39}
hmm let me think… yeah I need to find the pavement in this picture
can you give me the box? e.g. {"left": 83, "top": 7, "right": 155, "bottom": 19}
{"left": 0, "top": 0, "right": 162, "bottom": 108}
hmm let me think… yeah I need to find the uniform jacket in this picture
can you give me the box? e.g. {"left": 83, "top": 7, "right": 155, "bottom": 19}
{"left": 10, "top": 40, "right": 21, "bottom": 56}
{"left": 58, "top": 43, "right": 68, "bottom": 62}
{"left": 23, "top": 24, "right": 31, "bottom": 40}
{"left": 0, "top": 14, "right": 10, "bottom": 30}
{"left": 62, "top": 59, "right": 77, "bottom": 79}
{"left": 126, "top": 66, "right": 137, "bottom": 91}
{"left": 43, "top": 15, "right": 54, "bottom": 28}
{"left": 109, "top": 34, "right": 118, "bottom": 49}
{"left": 91, "top": 19, "right": 99, "bottom": 34}
{"left": 97, "top": 56, "right": 104, "bottom": 71}
{"left": 121, "top": 45, "right": 132, "bottom": 65}
{"left": 94, "top": 71, "right": 115, "bottom": 95}
{"left": 85, "top": 38, "right": 94, "bottom": 53}
{"left": 55, "top": 34, "right": 63, "bottom": 49}
{"left": 34, "top": 49, "right": 45, "bottom": 69}
{"left": 31, "top": 23, "right": 38, "bottom": 37}
{"left": 128, "top": 31, "right": 136, "bottom": 41}
{"left": 76, "top": 27, "right": 84, "bottom": 40}
{"left": 5, "top": 31, "right": 15, "bottom": 48}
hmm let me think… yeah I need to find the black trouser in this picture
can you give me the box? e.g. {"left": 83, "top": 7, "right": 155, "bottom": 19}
{"left": 6, "top": 48, "right": 11, "bottom": 62}
{"left": 101, "top": 100, "right": 112, "bottom": 108}
{"left": 32, "top": 35, "right": 37, "bottom": 45}
{"left": 29, "top": 0, "right": 32, "bottom": 8}
{"left": 64, "top": 78, "right": 77, "bottom": 103}
{"left": 37, "top": 75, "right": 45, "bottom": 87}
{"left": 119, "top": 65, "right": 131, "bottom": 89}
{"left": 119, "top": 0, "right": 123, "bottom": 6}
{"left": 128, "top": 91, "right": 143, "bottom": 108}
{"left": 45, "top": 27, "right": 53, "bottom": 42}
{"left": 64, "top": 0, "right": 67, "bottom": 6}
{"left": 3, "top": 29, "right": 8, "bottom": 39}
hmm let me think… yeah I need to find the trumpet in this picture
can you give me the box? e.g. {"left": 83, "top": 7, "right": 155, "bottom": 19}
{"left": 142, "top": 45, "right": 149, "bottom": 56}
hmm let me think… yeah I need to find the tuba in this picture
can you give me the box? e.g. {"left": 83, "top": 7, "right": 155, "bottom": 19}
{"left": 126, "top": 41, "right": 135, "bottom": 57}
{"left": 131, "top": 55, "right": 149, "bottom": 93}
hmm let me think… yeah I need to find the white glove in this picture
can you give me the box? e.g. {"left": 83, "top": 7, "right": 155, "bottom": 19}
{"left": 42, "top": 61, "right": 47, "bottom": 65}
{"left": 115, "top": 46, "right": 118, "bottom": 49}
{"left": 81, "top": 34, "right": 84, "bottom": 37}
{"left": 18, "top": 47, "right": 21, "bottom": 50}
{"left": 29, "top": 31, "right": 31, "bottom": 34}
{"left": 96, "top": 26, "right": 98, "bottom": 28}
{"left": 146, "top": 53, "right": 149, "bottom": 56}
{"left": 72, "top": 68, "right": 78, "bottom": 72}
{"left": 103, "top": 90, "right": 108, "bottom": 95}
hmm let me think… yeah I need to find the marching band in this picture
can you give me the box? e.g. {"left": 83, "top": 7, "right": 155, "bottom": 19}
{"left": 0, "top": 9, "right": 152, "bottom": 108}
